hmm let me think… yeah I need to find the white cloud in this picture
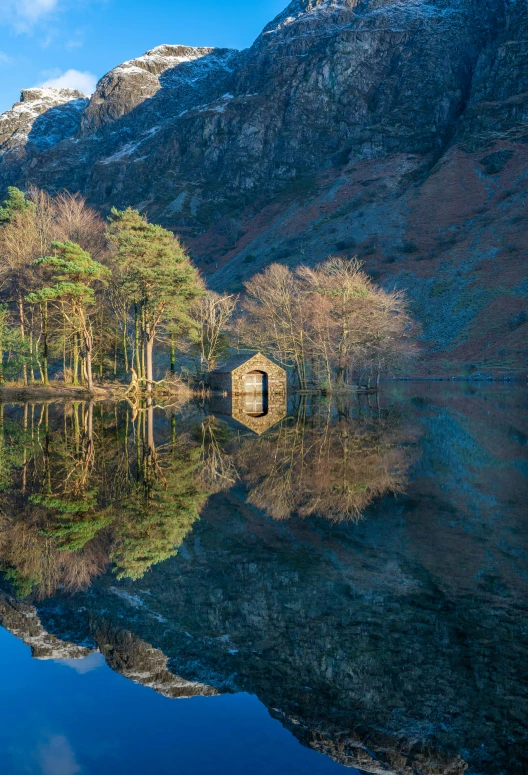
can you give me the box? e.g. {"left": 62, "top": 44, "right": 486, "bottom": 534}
{"left": 38, "top": 68, "right": 97, "bottom": 95}
{"left": 0, "top": 52, "right": 14, "bottom": 64}
{"left": 1, "top": 0, "right": 60, "bottom": 31}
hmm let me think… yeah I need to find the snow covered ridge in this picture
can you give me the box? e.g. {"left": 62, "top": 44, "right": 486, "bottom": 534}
{"left": 110, "top": 43, "right": 237, "bottom": 80}
{"left": 0, "top": 87, "right": 87, "bottom": 125}
{"left": 262, "top": 0, "right": 471, "bottom": 40}
{"left": 0, "top": 42, "right": 240, "bottom": 149}
{"left": 0, "top": 88, "right": 89, "bottom": 154}
{"left": 81, "top": 43, "right": 239, "bottom": 133}
{"left": 20, "top": 87, "right": 88, "bottom": 104}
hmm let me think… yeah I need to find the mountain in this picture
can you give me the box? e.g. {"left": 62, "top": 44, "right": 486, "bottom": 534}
{"left": 0, "top": 0, "right": 526, "bottom": 378}
{"left": 0, "top": 88, "right": 88, "bottom": 157}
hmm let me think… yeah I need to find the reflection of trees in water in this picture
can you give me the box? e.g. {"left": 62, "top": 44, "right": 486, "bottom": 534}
{"left": 0, "top": 403, "right": 109, "bottom": 598}
{"left": 197, "top": 416, "right": 238, "bottom": 495}
{"left": 0, "top": 396, "right": 414, "bottom": 599}
{"left": 110, "top": 403, "right": 207, "bottom": 580}
{"left": 0, "top": 400, "right": 207, "bottom": 598}
{"left": 228, "top": 397, "right": 414, "bottom": 521}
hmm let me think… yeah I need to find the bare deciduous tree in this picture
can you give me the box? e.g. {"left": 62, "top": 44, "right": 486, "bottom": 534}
{"left": 238, "top": 257, "right": 418, "bottom": 389}
{"left": 188, "top": 291, "right": 238, "bottom": 372}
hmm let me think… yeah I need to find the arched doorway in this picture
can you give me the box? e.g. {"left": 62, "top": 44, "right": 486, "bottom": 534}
{"left": 243, "top": 370, "right": 268, "bottom": 417}
{"left": 244, "top": 370, "right": 267, "bottom": 393}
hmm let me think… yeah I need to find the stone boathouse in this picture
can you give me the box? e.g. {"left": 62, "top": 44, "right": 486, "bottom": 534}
{"left": 208, "top": 352, "right": 286, "bottom": 397}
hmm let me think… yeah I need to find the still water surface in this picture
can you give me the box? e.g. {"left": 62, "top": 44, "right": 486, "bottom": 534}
{"left": 0, "top": 384, "right": 526, "bottom": 775}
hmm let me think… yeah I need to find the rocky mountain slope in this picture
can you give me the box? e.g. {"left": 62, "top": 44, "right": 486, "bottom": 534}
{"left": 0, "top": 88, "right": 88, "bottom": 157}
{"left": 0, "top": 0, "right": 526, "bottom": 377}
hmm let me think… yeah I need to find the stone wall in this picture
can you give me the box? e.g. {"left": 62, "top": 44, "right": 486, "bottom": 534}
{"left": 231, "top": 354, "right": 286, "bottom": 396}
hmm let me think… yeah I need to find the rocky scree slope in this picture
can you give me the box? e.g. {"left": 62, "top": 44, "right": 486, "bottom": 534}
{"left": 0, "top": 0, "right": 526, "bottom": 377}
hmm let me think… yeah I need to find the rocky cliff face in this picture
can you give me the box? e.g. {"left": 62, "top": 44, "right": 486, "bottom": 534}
{"left": 0, "top": 0, "right": 526, "bottom": 377}
{"left": 0, "top": 88, "right": 88, "bottom": 162}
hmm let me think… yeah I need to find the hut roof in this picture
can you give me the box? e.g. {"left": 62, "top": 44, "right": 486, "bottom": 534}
{"left": 211, "top": 352, "right": 282, "bottom": 374}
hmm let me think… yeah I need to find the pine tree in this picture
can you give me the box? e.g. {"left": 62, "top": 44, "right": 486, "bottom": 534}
{"left": 0, "top": 187, "right": 33, "bottom": 224}
{"left": 106, "top": 208, "right": 203, "bottom": 392}
{"left": 26, "top": 241, "right": 108, "bottom": 391}
{"left": 0, "top": 188, "right": 40, "bottom": 384}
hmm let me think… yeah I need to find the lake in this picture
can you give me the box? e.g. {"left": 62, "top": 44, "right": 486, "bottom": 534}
{"left": 0, "top": 383, "right": 526, "bottom": 775}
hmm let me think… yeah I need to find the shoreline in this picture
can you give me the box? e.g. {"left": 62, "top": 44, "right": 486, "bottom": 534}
{"left": 0, "top": 382, "right": 198, "bottom": 403}
{"left": 0, "top": 384, "right": 125, "bottom": 402}
{"left": 0, "top": 376, "right": 524, "bottom": 403}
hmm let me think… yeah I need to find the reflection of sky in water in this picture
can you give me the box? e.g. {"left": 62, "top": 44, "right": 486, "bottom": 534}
{"left": 38, "top": 735, "right": 81, "bottom": 775}
{"left": 0, "top": 628, "right": 351, "bottom": 775}
{"left": 53, "top": 652, "right": 106, "bottom": 675}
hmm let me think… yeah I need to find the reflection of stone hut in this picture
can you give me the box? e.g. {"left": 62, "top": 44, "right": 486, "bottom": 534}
{"left": 210, "top": 392, "right": 287, "bottom": 436}
{"left": 208, "top": 352, "right": 286, "bottom": 397}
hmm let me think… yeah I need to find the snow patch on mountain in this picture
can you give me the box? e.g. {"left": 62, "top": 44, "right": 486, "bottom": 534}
{"left": 81, "top": 44, "right": 239, "bottom": 133}
{"left": 0, "top": 88, "right": 88, "bottom": 154}
{"left": 261, "top": 0, "right": 473, "bottom": 44}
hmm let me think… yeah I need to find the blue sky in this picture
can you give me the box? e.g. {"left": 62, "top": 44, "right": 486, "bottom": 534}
{"left": 0, "top": 0, "right": 288, "bottom": 113}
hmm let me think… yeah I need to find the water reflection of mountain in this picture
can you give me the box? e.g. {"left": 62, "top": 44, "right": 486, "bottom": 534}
{"left": 0, "top": 386, "right": 526, "bottom": 775}
{"left": 0, "top": 594, "right": 217, "bottom": 699}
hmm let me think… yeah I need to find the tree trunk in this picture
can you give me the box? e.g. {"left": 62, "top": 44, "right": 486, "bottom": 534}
{"left": 73, "top": 336, "right": 79, "bottom": 385}
{"left": 134, "top": 305, "right": 141, "bottom": 380}
{"left": 82, "top": 315, "right": 94, "bottom": 393}
{"left": 85, "top": 345, "right": 94, "bottom": 392}
{"left": 141, "top": 309, "right": 146, "bottom": 383}
{"left": 22, "top": 404, "right": 28, "bottom": 494}
{"left": 141, "top": 339, "right": 148, "bottom": 382}
{"left": 146, "top": 335, "right": 154, "bottom": 394}
{"left": 170, "top": 333, "right": 175, "bottom": 375}
{"left": 29, "top": 324, "right": 35, "bottom": 383}
{"left": 18, "top": 295, "right": 27, "bottom": 386}
{"left": 73, "top": 402, "right": 80, "bottom": 452}
{"left": 129, "top": 366, "right": 139, "bottom": 394}
{"left": 42, "top": 303, "right": 49, "bottom": 387}
{"left": 147, "top": 399, "right": 155, "bottom": 452}
{"left": 135, "top": 411, "right": 141, "bottom": 481}
{"left": 123, "top": 315, "right": 129, "bottom": 373}
{"left": 86, "top": 402, "right": 93, "bottom": 445}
